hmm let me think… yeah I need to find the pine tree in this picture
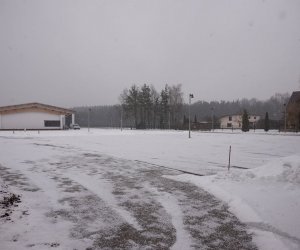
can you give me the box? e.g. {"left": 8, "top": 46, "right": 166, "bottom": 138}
{"left": 139, "top": 84, "right": 152, "bottom": 129}
{"left": 242, "top": 109, "right": 250, "bottom": 132}
{"left": 264, "top": 112, "right": 270, "bottom": 132}
{"left": 159, "top": 85, "right": 170, "bottom": 129}
{"left": 183, "top": 115, "right": 187, "bottom": 125}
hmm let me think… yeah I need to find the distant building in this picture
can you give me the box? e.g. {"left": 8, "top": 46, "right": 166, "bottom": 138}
{"left": 219, "top": 114, "right": 260, "bottom": 129}
{"left": 0, "top": 102, "right": 75, "bottom": 130}
{"left": 286, "top": 91, "right": 300, "bottom": 131}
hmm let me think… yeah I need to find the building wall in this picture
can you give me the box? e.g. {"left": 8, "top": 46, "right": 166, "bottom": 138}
{"left": 220, "top": 115, "right": 242, "bottom": 129}
{"left": 220, "top": 115, "right": 260, "bottom": 129}
{"left": 287, "top": 103, "right": 300, "bottom": 130}
{"left": 0, "top": 111, "right": 62, "bottom": 130}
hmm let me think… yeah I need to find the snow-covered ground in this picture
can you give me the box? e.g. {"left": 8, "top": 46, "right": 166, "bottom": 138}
{"left": 0, "top": 129, "right": 299, "bottom": 249}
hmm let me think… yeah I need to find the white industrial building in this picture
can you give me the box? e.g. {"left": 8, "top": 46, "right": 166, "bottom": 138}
{"left": 0, "top": 103, "right": 75, "bottom": 130}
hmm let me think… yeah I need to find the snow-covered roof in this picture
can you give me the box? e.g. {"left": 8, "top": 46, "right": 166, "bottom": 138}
{"left": 0, "top": 102, "right": 74, "bottom": 115}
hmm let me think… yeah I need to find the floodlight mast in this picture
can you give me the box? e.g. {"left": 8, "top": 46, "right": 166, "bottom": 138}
{"left": 284, "top": 103, "right": 287, "bottom": 132}
{"left": 189, "top": 94, "right": 194, "bottom": 138}
{"left": 121, "top": 105, "right": 123, "bottom": 131}
{"left": 88, "top": 108, "right": 91, "bottom": 132}
{"left": 211, "top": 107, "right": 214, "bottom": 131}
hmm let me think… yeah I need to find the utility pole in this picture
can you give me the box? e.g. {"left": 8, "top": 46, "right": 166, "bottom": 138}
{"left": 189, "top": 93, "right": 194, "bottom": 138}
{"left": 121, "top": 105, "right": 123, "bottom": 131}
{"left": 168, "top": 96, "right": 171, "bottom": 130}
{"left": 168, "top": 111, "right": 171, "bottom": 130}
{"left": 284, "top": 103, "right": 287, "bottom": 132}
{"left": 211, "top": 107, "right": 214, "bottom": 131}
{"left": 88, "top": 108, "right": 91, "bottom": 132}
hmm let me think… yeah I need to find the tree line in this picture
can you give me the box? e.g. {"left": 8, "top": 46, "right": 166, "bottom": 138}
{"left": 119, "top": 84, "right": 184, "bottom": 129}
{"left": 73, "top": 91, "right": 289, "bottom": 130}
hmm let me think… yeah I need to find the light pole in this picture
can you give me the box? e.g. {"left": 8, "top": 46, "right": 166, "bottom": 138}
{"left": 284, "top": 103, "right": 287, "bottom": 132}
{"left": 168, "top": 97, "right": 171, "bottom": 130}
{"left": 168, "top": 111, "right": 171, "bottom": 130}
{"left": 189, "top": 93, "right": 194, "bottom": 138}
{"left": 211, "top": 107, "right": 214, "bottom": 132}
{"left": 88, "top": 108, "right": 91, "bottom": 132}
{"left": 120, "top": 105, "right": 123, "bottom": 131}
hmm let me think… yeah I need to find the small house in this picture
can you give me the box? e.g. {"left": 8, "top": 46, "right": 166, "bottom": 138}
{"left": 219, "top": 114, "right": 260, "bottom": 129}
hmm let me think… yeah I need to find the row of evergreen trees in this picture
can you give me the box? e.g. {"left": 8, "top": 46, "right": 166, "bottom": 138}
{"left": 119, "top": 84, "right": 184, "bottom": 129}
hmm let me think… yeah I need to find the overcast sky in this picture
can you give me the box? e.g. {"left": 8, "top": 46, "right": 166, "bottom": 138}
{"left": 1, "top": 0, "right": 300, "bottom": 108}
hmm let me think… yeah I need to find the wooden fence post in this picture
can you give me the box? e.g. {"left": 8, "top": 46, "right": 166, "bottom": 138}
{"left": 228, "top": 145, "right": 231, "bottom": 171}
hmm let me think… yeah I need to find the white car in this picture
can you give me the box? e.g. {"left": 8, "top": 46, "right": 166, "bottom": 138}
{"left": 70, "top": 124, "right": 80, "bottom": 130}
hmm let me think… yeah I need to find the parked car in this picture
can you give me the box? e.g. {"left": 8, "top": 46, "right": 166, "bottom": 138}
{"left": 70, "top": 123, "right": 80, "bottom": 130}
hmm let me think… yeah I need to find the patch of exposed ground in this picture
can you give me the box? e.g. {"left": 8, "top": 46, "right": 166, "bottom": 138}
{"left": 48, "top": 153, "right": 258, "bottom": 249}
{"left": 0, "top": 165, "right": 39, "bottom": 192}
{"left": 0, "top": 171, "right": 22, "bottom": 223}
{"left": 0, "top": 150, "right": 258, "bottom": 249}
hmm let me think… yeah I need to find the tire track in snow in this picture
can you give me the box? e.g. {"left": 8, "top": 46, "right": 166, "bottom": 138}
{"left": 143, "top": 182, "right": 192, "bottom": 250}
{"left": 3, "top": 144, "right": 258, "bottom": 250}
{"left": 62, "top": 171, "right": 143, "bottom": 231}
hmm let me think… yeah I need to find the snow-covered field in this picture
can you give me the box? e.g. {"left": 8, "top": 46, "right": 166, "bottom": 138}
{"left": 0, "top": 129, "right": 299, "bottom": 249}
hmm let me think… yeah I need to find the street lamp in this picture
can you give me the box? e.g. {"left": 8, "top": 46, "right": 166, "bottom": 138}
{"left": 168, "top": 111, "right": 171, "bottom": 130}
{"left": 120, "top": 105, "right": 123, "bottom": 131}
{"left": 189, "top": 93, "right": 194, "bottom": 138}
{"left": 284, "top": 103, "right": 287, "bottom": 132}
{"left": 211, "top": 107, "right": 214, "bottom": 132}
{"left": 88, "top": 108, "right": 91, "bottom": 132}
{"left": 168, "top": 97, "right": 171, "bottom": 130}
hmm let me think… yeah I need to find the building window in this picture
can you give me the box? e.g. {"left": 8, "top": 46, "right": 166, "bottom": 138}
{"left": 229, "top": 116, "right": 232, "bottom": 121}
{"left": 44, "top": 120, "right": 60, "bottom": 127}
{"left": 227, "top": 123, "right": 232, "bottom": 127}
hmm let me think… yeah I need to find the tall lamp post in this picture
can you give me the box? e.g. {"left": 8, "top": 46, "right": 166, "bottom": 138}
{"left": 168, "top": 97, "right": 171, "bottom": 130}
{"left": 211, "top": 107, "right": 214, "bottom": 132}
{"left": 88, "top": 108, "right": 91, "bottom": 132}
{"left": 284, "top": 103, "right": 287, "bottom": 132}
{"left": 189, "top": 93, "right": 194, "bottom": 138}
{"left": 120, "top": 105, "right": 123, "bottom": 131}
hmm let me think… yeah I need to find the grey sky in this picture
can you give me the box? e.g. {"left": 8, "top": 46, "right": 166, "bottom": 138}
{"left": 1, "top": 0, "right": 300, "bottom": 108}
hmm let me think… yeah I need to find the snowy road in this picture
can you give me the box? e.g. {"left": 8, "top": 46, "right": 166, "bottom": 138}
{"left": 0, "top": 137, "right": 257, "bottom": 249}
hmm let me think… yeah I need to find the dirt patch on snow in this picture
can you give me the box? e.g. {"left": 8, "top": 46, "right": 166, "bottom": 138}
{"left": 0, "top": 178, "right": 21, "bottom": 221}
